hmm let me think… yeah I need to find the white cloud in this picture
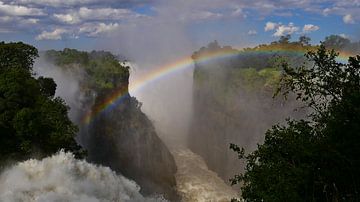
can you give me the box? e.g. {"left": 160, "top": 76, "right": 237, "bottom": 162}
{"left": 0, "top": 15, "right": 39, "bottom": 32}
{"left": 79, "top": 22, "right": 119, "bottom": 37}
{"left": 78, "top": 7, "right": 134, "bottom": 20}
{"left": 188, "top": 11, "right": 223, "bottom": 20}
{"left": 53, "top": 13, "right": 80, "bottom": 24}
{"left": 273, "top": 22, "right": 299, "bottom": 37}
{"left": 343, "top": 14, "right": 355, "bottom": 24}
{"left": 248, "top": 29, "right": 257, "bottom": 35}
{"left": 322, "top": 2, "right": 358, "bottom": 24}
{"left": 302, "top": 24, "right": 319, "bottom": 33}
{"left": 0, "top": 16, "right": 11, "bottom": 22}
{"left": 0, "top": 27, "right": 13, "bottom": 33}
{"left": 339, "top": 33, "right": 349, "bottom": 39}
{"left": 9, "top": 0, "right": 109, "bottom": 6}
{"left": 264, "top": 21, "right": 277, "bottom": 31}
{"left": 53, "top": 7, "right": 142, "bottom": 24}
{"left": 231, "top": 8, "right": 246, "bottom": 18}
{"left": 322, "top": 7, "right": 334, "bottom": 16}
{"left": 335, "top": 0, "right": 360, "bottom": 7}
{"left": 265, "top": 21, "right": 300, "bottom": 36}
{"left": 0, "top": 0, "right": 355, "bottom": 41}
{"left": 36, "top": 28, "right": 68, "bottom": 40}
{"left": 24, "top": 18, "right": 38, "bottom": 24}
{"left": 0, "top": 1, "right": 45, "bottom": 16}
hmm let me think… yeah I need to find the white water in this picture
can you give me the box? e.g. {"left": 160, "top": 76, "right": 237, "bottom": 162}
{"left": 0, "top": 151, "right": 166, "bottom": 202}
{"left": 173, "top": 148, "right": 238, "bottom": 202}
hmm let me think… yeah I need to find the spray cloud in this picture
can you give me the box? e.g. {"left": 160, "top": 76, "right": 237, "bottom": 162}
{"left": 0, "top": 151, "right": 166, "bottom": 202}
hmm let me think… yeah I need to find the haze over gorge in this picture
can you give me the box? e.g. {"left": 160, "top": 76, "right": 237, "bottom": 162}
{"left": 0, "top": 0, "right": 360, "bottom": 201}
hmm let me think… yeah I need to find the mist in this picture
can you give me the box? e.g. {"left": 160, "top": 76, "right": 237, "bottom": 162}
{"left": 33, "top": 56, "right": 88, "bottom": 124}
{"left": 0, "top": 151, "right": 166, "bottom": 202}
{"left": 93, "top": 2, "right": 244, "bottom": 199}
{"left": 98, "top": 5, "right": 197, "bottom": 147}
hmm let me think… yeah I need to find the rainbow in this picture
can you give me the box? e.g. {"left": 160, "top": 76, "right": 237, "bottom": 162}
{"left": 82, "top": 47, "right": 355, "bottom": 124}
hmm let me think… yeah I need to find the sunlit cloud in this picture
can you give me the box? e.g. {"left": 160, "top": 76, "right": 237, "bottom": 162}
{"left": 303, "top": 24, "right": 319, "bottom": 33}
{"left": 248, "top": 30, "right": 257, "bottom": 36}
{"left": 36, "top": 28, "right": 69, "bottom": 40}
{"left": 343, "top": 14, "right": 355, "bottom": 24}
{"left": 0, "top": 1, "right": 45, "bottom": 16}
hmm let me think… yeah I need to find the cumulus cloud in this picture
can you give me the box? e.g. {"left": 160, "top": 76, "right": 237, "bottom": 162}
{"left": 53, "top": 7, "right": 142, "bottom": 24}
{"left": 302, "top": 24, "right": 319, "bottom": 33}
{"left": 0, "top": 0, "right": 356, "bottom": 41}
{"left": 231, "top": 7, "right": 246, "bottom": 18}
{"left": 53, "top": 13, "right": 81, "bottom": 24}
{"left": 0, "top": 27, "right": 13, "bottom": 33}
{"left": 0, "top": 16, "right": 38, "bottom": 24}
{"left": 35, "top": 22, "right": 121, "bottom": 40}
{"left": 322, "top": 1, "right": 359, "bottom": 24}
{"left": 248, "top": 29, "right": 257, "bottom": 35}
{"left": 273, "top": 23, "right": 299, "bottom": 37}
{"left": 36, "top": 28, "right": 69, "bottom": 40}
{"left": 5, "top": 0, "right": 142, "bottom": 7}
{"left": 11, "top": 0, "right": 98, "bottom": 6}
{"left": 343, "top": 14, "right": 355, "bottom": 24}
{"left": 264, "top": 21, "right": 277, "bottom": 31}
{"left": 0, "top": 15, "right": 39, "bottom": 32}
{"left": 188, "top": 11, "right": 223, "bottom": 21}
{"left": 0, "top": 1, "right": 45, "bottom": 16}
{"left": 265, "top": 21, "right": 299, "bottom": 37}
{"left": 339, "top": 33, "right": 349, "bottom": 39}
{"left": 79, "top": 22, "right": 119, "bottom": 37}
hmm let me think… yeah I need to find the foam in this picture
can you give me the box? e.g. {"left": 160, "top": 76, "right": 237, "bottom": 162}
{"left": 0, "top": 151, "right": 166, "bottom": 202}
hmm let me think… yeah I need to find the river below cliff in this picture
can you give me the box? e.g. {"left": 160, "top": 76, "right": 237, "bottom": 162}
{"left": 172, "top": 148, "right": 238, "bottom": 202}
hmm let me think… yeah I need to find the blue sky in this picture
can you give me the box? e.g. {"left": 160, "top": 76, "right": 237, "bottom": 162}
{"left": 0, "top": 0, "right": 359, "bottom": 52}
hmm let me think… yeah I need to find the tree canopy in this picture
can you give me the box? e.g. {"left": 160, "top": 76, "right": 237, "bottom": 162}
{"left": 45, "top": 49, "right": 129, "bottom": 92}
{"left": 231, "top": 45, "right": 360, "bottom": 201}
{"left": 0, "top": 42, "right": 84, "bottom": 164}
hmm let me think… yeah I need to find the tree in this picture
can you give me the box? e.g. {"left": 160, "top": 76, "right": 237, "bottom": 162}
{"left": 231, "top": 44, "right": 360, "bottom": 201}
{"left": 38, "top": 76, "right": 57, "bottom": 97}
{"left": 279, "top": 34, "right": 291, "bottom": 44}
{"left": 0, "top": 42, "right": 84, "bottom": 164}
{"left": 323, "top": 35, "right": 351, "bottom": 50}
{"left": 0, "top": 41, "right": 38, "bottom": 70}
{"left": 299, "top": 35, "right": 311, "bottom": 46}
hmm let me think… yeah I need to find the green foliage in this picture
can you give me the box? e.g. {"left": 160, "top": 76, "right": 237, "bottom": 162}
{"left": 0, "top": 42, "right": 84, "bottom": 164}
{"left": 45, "top": 49, "right": 129, "bottom": 91}
{"left": 45, "top": 48, "right": 89, "bottom": 66}
{"left": 38, "top": 76, "right": 57, "bottom": 97}
{"left": 231, "top": 44, "right": 360, "bottom": 201}
{"left": 323, "top": 35, "right": 360, "bottom": 54}
{"left": 231, "top": 120, "right": 319, "bottom": 202}
{"left": 0, "top": 41, "right": 38, "bottom": 70}
{"left": 229, "top": 67, "right": 281, "bottom": 92}
{"left": 299, "top": 35, "right": 311, "bottom": 46}
{"left": 323, "top": 35, "right": 351, "bottom": 50}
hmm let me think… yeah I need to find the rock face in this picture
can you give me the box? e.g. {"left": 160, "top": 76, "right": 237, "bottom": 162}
{"left": 41, "top": 49, "right": 180, "bottom": 201}
{"left": 188, "top": 41, "right": 305, "bottom": 183}
{"left": 86, "top": 94, "right": 179, "bottom": 201}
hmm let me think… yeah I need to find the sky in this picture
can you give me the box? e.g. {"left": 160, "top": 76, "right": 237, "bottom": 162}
{"left": 0, "top": 0, "right": 359, "bottom": 52}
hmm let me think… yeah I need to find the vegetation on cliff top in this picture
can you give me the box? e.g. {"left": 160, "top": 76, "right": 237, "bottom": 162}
{"left": 0, "top": 42, "right": 84, "bottom": 164}
{"left": 45, "top": 49, "right": 129, "bottom": 92}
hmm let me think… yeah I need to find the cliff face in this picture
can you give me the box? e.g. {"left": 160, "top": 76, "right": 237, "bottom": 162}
{"left": 189, "top": 41, "right": 306, "bottom": 182}
{"left": 86, "top": 94, "right": 179, "bottom": 201}
{"left": 42, "top": 49, "right": 180, "bottom": 201}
